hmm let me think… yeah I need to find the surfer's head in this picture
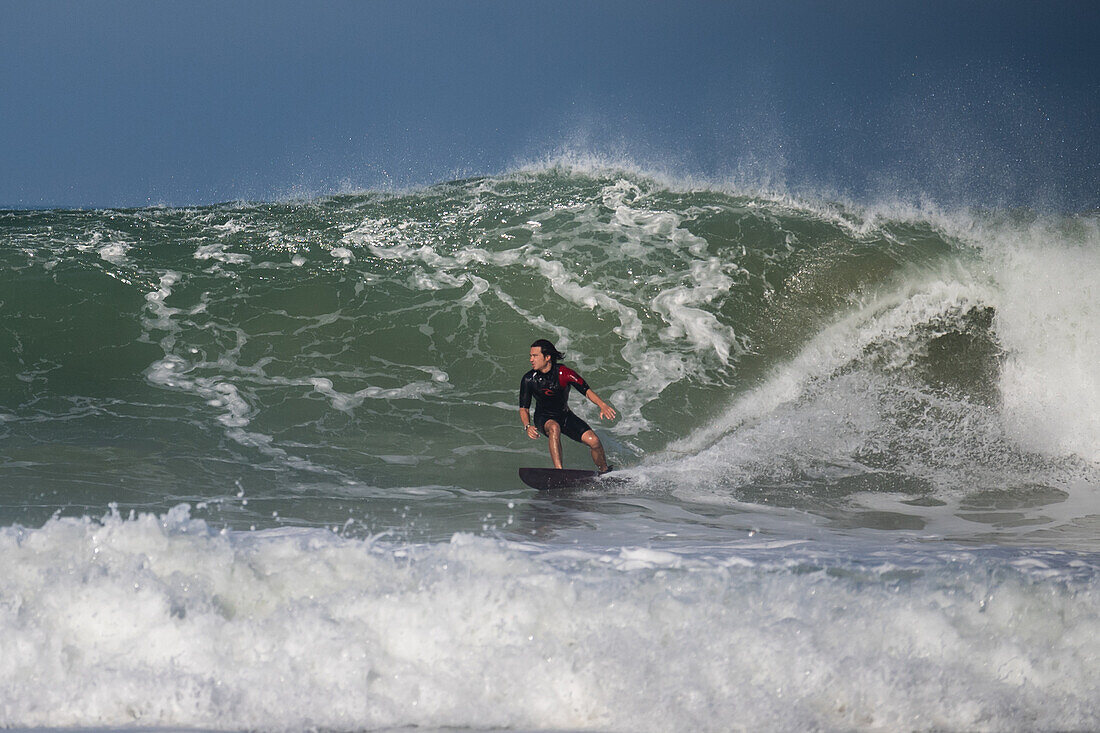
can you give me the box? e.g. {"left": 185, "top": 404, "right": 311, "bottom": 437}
{"left": 530, "top": 339, "right": 564, "bottom": 371}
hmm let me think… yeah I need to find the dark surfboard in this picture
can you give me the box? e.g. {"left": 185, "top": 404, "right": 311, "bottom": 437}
{"left": 518, "top": 467, "right": 605, "bottom": 490}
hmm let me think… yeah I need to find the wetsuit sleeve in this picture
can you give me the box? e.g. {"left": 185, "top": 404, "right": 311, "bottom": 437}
{"left": 558, "top": 366, "right": 590, "bottom": 396}
{"left": 519, "top": 373, "right": 533, "bottom": 409}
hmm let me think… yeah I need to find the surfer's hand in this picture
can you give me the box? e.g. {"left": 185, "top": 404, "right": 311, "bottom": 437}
{"left": 524, "top": 424, "right": 539, "bottom": 439}
{"left": 599, "top": 404, "right": 617, "bottom": 421}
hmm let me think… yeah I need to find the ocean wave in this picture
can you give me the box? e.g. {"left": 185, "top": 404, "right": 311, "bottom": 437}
{"left": 0, "top": 167, "right": 1097, "bottom": 537}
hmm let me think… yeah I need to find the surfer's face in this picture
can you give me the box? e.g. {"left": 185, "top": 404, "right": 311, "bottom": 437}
{"left": 529, "top": 347, "right": 552, "bottom": 372}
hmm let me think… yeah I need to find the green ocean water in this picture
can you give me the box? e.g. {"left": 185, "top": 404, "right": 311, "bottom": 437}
{"left": 1, "top": 167, "right": 1098, "bottom": 545}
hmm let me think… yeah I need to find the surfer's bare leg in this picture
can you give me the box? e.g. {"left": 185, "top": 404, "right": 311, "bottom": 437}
{"left": 544, "top": 420, "right": 565, "bottom": 469}
{"left": 581, "top": 430, "right": 609, "bottom": 473}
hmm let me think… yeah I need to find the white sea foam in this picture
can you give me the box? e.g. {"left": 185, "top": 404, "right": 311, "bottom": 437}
{"left": 142, "top": 270, "right": 184, "bottom": 350}
{"left": 309, "top": 369, "right": 449, "bottom": 412}
{"left": 194, "top": 242, "right": 252, "bottom": 264}
{"left": 330, "top": 246, "right": 354, "bottom": 263}
{"left": 1, "top": 507, "right": 1098, "bottom": 732}
{"left": 97, "top": 241, "right": 131, "bottom": 264}
{"left": 984, "top": 218, "right": 1100, "bottom": 463}
{"left": 599, "top": 179, "right": 744, "bottom": 362}
{"left": 211, "top": 218, "right": 247, "bottom": 236}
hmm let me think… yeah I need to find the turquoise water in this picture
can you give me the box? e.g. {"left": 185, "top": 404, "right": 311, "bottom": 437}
{"left": 2, "top": 166, "right": 1099, "bottom": 730}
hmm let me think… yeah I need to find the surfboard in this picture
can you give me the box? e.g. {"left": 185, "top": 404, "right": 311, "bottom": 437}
{"left": 518, "top": 467, "right": 605, "bottom": 491}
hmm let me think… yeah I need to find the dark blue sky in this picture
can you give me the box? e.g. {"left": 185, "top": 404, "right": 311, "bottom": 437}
{"left": 2, "top": 1, "right": 1097, "bottom": 209}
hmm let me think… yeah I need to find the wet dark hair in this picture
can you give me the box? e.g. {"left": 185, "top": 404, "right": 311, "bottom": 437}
{"left": 531, "top": 339, "right": 565, "bottom": 363}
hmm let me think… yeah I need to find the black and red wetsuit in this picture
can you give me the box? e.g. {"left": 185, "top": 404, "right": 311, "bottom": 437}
{"left": 519, "top": 364, "right": 593, "bottom": 443}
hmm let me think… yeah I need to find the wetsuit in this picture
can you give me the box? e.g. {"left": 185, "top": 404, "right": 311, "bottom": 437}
{"left": 519, "top": 364, "right": 594, "bottom": 443}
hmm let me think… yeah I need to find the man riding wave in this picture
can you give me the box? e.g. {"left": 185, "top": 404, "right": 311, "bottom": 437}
{"left": 519, "top": 339, "right": 616, "bottom": 472}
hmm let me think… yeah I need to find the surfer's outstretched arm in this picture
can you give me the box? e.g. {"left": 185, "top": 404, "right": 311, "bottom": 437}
{"left": 585, "top": 390, "right": 616, "bottom": 421}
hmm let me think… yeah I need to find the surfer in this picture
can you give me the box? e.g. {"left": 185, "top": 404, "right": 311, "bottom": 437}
{"left": 519, "top": 339, "right": 616, "bottom": 472}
